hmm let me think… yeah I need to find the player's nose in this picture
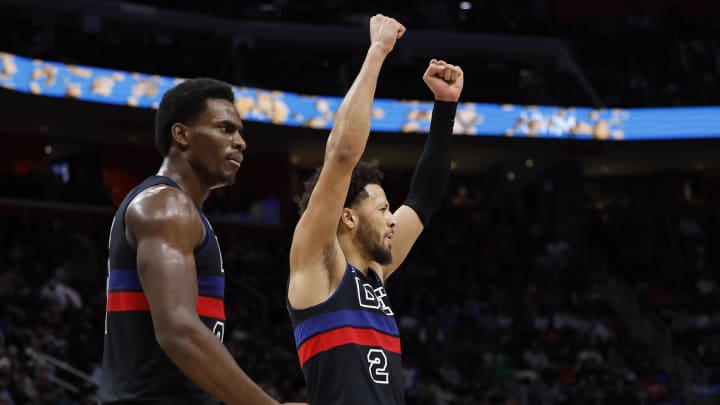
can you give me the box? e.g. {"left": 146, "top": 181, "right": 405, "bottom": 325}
{"left": 232, "top": 133, "right": 246, "bottom": 151}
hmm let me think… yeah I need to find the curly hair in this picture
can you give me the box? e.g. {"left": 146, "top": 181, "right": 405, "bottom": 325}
{"left": 154, "top": 77, "right": 235, "bottom": 157}
{"left": 298, "top": 161, "right": 384, "bottom": 215}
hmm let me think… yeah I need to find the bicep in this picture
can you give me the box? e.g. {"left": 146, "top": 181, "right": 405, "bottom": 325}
{"left": 383, "top": 205, "right": 424, "bottom": 279}
{"left": 136, "top": 236, "right": 199, "bottom": 328}
{"left": 125, "top": 189, "right": 204, "bottom": 330}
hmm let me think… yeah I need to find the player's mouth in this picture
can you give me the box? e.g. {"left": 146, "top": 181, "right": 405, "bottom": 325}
{"left": 228, "top": 154, "right": 243, "bottom": 168}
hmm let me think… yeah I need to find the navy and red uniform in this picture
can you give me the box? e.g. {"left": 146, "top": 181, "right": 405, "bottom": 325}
{"left": 288, "top": 263, "right": 405, "bottom": 405}
{"left": 99, "top": 176, "right": 225, "bottom": 405}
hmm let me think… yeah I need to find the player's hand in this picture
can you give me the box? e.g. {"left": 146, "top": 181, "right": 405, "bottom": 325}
{"left": 369, "top": 14, "right": 406, "bottom": 55}
{"left": 423, "top": 59, "right": 464, "bottom": 102}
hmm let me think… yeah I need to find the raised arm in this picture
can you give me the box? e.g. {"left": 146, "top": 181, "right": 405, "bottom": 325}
{"left": 288, "top": 15, "right": 405, "bottom": 308}
{"left": 383, "top": 60, "right": 464, "bottom": 280}
{"left": 126, "top": 186, "right": 282, "bottom": 405}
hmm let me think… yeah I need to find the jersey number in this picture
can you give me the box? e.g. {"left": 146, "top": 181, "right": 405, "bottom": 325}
{"left": 367, "top": 349, "right": 389, "bottom": 384}
{"left": 213, "top": 321, "right": 225, "bottom": 343}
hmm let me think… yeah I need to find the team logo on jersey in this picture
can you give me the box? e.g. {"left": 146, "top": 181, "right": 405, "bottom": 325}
{"left": 355, "top": 277, "right": 393, "bottom": 315}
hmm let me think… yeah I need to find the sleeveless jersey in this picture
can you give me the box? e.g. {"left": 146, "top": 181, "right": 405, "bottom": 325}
{"left": 288, "top": 263, "right": 405, "bottom": 405}
{"left": 99, "top": 176, "right": 225, "bottom": 404}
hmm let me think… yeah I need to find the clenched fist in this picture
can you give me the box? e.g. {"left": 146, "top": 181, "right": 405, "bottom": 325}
{"left": 423, "top": 59, "right": 464, "bottom": 102}
{"left": 369, "top": 14, "right": 406, "bottom": 56}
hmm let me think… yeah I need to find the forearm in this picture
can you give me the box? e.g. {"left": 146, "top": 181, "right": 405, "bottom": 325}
{"left": 404, "top": 100, "right": 458, "bottom": 224}
{"left": 158, "top": 320, "right": 278, "bottom": 405}
{"left": 326, "top": 45, "right": 388, "bottom": 162}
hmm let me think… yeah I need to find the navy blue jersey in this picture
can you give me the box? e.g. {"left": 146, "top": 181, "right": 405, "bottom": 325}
{"left": 99, "top": 176, "right": 225, "bottom": 404}
{"left": 288, "top": 263, "right": 405, "bottom": 405}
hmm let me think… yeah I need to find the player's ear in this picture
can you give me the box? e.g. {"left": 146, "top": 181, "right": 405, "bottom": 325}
{"left": 171, "top": 123, "right": 190, "bottom": 150}
{"left": 340, "top": 208, "right": 357, "bottom": 230}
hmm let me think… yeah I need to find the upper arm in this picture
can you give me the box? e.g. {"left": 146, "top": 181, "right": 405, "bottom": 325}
{"left": 288, "top": 139, "right": 360, "bottom": 309}
{"left": 125, "top": 187, "right": 205, "bottom": 335}
{"left": 382, "top": 204, "right": 424, "bottom": 280}
{"left": 290, "top": 145, "right": 356, "bottom": 273}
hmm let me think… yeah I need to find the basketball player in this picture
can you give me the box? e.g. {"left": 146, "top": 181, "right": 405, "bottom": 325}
{"left": 287, "top": 15, "right": 464, "bottom": 405}
{"left": 99, "top": 78, "right": 304, "bottom": 405}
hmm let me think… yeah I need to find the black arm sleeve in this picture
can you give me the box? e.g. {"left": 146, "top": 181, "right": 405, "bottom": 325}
{"left": 403, "top": 100, "right": 458, "bottom": 225}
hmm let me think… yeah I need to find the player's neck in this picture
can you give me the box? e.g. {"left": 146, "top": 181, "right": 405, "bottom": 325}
{"left": 338, "top": 237, "right": 374, "bottom": 276}
{"left": 156, "top": 157, "right": 210, "bottom": 208}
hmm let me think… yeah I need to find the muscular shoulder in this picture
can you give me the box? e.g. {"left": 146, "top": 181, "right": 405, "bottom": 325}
{"left": 125, "top": 185, "right": 204, "bottom": 248}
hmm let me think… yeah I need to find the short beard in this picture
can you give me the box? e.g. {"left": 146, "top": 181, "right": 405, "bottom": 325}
{"left": 355, "top": 217, "right": 392, "bottom": 265}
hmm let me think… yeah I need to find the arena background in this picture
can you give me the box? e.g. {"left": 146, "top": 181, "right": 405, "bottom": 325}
{"left": 1, "top": 0, "right": 720, "bottom": 404}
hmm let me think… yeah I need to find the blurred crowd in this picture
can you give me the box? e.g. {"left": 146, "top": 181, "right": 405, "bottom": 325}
{"left": 0, "top": 216, "right": 105, "bottom": 404}
{"left": 586, "top": 173, "right": 720, "bottom": 394}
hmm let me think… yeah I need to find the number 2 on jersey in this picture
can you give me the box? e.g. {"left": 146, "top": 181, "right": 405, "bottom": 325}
{"left": 367, "top": 348, "right": 389, "bottom": 384}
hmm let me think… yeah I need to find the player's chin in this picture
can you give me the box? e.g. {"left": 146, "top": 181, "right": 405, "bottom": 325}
{"left": 381, "top": 251, "right": 393, "bottom": 266}
{"left": 222, "top": 172, "right": 238, "bottom": 186}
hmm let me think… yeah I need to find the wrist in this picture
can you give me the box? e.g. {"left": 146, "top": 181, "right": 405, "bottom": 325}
{"left": 368, "top": 43, "right": 392, "bottom": 58}
{"left": 432, "top": 100, "right": 458, "bottom": 118}
{"left": 435, "top": 95, "right": 460, "bottom": 102}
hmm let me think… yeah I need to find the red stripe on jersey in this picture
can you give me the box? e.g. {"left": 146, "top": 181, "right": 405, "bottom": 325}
{"left": 107, "top": 291, "right": 149, "bottom": 311}
{"left": 297, "top": 326, "right": 401, "bottom": 367}
{"left": 107, "top": 292, "right": 225, "bottom": 320}
{"left": 196, "top": 296, "right": 225, "bottom": 320}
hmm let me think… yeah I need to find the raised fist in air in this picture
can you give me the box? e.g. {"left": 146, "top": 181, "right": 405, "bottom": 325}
{"left": 370, "top": 14, "right": 406, "bottom": 55}
{"left": 423, "top": 59, "right": 464, "bottom": 102}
